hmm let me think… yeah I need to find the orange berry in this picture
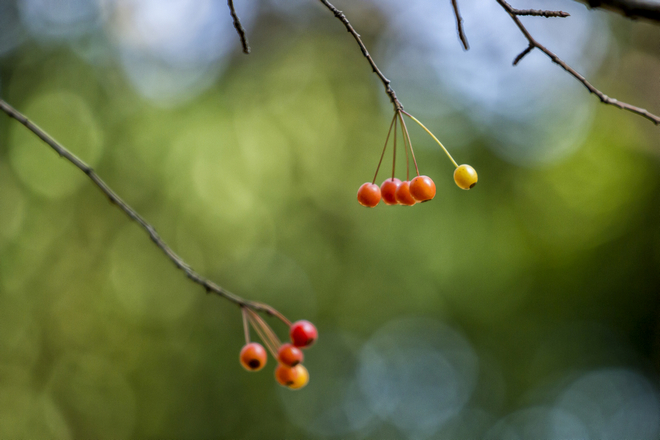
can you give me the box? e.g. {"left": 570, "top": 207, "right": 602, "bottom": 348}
{"left": 454, "top": 164, "right": 478, "bottom": 190}
{"left": 380, "top": 178, "right": 401, "bottom": 205}
{"left": 290, "top": 320, "right": 318, "bottom": 348}
{"left": 278, "top": 343, "right": 304, "bottom": 367}
{"left": 275, "top": 363, "right": 301, "bottom": 387}
{"left": 395, "top": 181, "right": 417, "bottom": 206}
{"left": 357, "top": 182, "right": 381, "bottom": 207}
{"left": 239, "top": 342, "right": 267, "bottom": 372}
{"left": 288, "top": 364, "right": 309, "bottom": 390}
{"left": 410, "top": 175, "right": 436, "bottom": 202}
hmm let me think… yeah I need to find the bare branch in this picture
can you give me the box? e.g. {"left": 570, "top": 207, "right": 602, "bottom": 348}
{"left": 497, "top": 0, "right": 660, "bottom": 125}
{"left": 574, "top": 0, "right": 660, "bottom": 22}
{"left": 0, "top": 98, "right": 287, "bottom": 315}
{"left": 228, "top": 0, "right": 251, "bottom": 54}
{"left": 511, "top": 8, "right": 570, "bottom": 17}
{"left": 451, "top": 0, "right": 470, "bottom": 50}
{"left": 513, "top": 44, "right": 534, "bottom": 65}
{"left": 317, "top": 0, "right": 403, "bottom": 110}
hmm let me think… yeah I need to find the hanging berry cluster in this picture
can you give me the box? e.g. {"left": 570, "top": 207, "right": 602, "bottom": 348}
{"left": 357, "top": 110, "right": 478, "bottom": 207}
{"left": 239, "top": 305, "right": 317, "bottom": 390}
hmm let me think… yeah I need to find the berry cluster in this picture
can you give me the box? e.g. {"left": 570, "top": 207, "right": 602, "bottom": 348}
{"left": 357, "top": 110, "right": 478, "bottom": 207}
{"left": 239, "top": 306, "right": 317, "bottom": 390}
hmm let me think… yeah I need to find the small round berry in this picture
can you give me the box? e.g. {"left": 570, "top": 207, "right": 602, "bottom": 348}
{"left": 275, "top": 363, "right": 300, "bottom": 387}
{"left": 357, "top": 182, "right": 381, "bottom": 207}
{"left": 380, "top": 178, "right": 401, "bottom": 205}
{"left": 288, "top": 364, "right": 309, "bottom": 390}
{"left": 290, "top": 320, "right": 318, "bottom": 348}
{"left": 278, "top": 343, "right": 304, "bottom": 367}
{"left": 454, "top": 164, "right": 478, "bottom": 190}
{"left": 395, "top": 181, "right": 417, "bottom": 206}
{"left": 239, "top": 342, "right": 267, "bottom": 372}
{"left": 410, "top": 175, "right": 436, "bottom": 202}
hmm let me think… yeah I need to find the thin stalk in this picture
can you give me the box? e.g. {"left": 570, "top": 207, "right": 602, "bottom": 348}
{"left": 391, "top": 115, "right": 398, "bottom": 180}
{"left": 397, "top": 113, "right": 410, "bottom": 180}
{"left": 398, "top": 112, "right": 420, "bottom": 177}
{"left": 247, "top": 311, "right": 279, "bottom": 358}
{"left": 401, "top": 111, "right": 459, "bottom": 168}
{"left": 242, "top": 306, "right": 251, "bottom": 344}
{"left": 250, "top": 301, "right": 291, "bottom": 327}
{"left": 247, "top": 308, "right": 281, "bottom": 354}
{"left": 372, "top": 112, "right": 398, "bottom": 184}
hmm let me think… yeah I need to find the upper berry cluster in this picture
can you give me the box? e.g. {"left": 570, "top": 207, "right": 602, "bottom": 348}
{"left": 357, "top": 110, "right": 478, "bottom": 208}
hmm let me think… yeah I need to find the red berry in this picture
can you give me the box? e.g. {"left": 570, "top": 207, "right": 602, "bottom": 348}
{"left": 409, "top": 175, "right": 436, "bottom": 202}
{"left": 380, "top": 178, "right": 401, "bottom": 205}
{"left": 395, "top": 181, "right": 417, "bottom": 206}
{"left": 239, "top": 342, "right": 267, "bottom": 372}
{"left": 357, "top": 182, "right": 381, "bottom": 207}
{"left": 290, "top": 320, "right": 318, "bottom": 348}
{"left": 275, "top": 363, "right": 301, "bottom": 387}
{"left": 278, "top": 343, "right": 304, "bottom": 367}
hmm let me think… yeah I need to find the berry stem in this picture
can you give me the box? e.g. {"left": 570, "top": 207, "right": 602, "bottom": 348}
{"left": 398, "top": 112, "right": 420, "bottom": 177}
{"left": 372, "top": 112, "right": 398, "bottom": 184}
{"left": 250, "top": 300, "right": 291, "bottom": 327}
{"left": 391, "top": 116, "right": 398, "bottom": 180}
{"left": 401, "top": 110, "right": 459, "bottom": 168}
{"left": 242, "top": 306, "right": 251, "bottom": 345}
{"left": 246, "top": 308, "right": 281, "bottom": 357}
{"left": 398, "top": 113, "right": 410, "bottom": 180}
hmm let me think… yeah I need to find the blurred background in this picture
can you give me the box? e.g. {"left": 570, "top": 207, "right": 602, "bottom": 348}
{"left": 1, "top": 0, "right": 660, "bottom": 438}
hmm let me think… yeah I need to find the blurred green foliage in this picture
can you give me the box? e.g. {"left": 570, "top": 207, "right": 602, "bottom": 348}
{"left": 1, "top": 4, "right": 660, "bottom": 439}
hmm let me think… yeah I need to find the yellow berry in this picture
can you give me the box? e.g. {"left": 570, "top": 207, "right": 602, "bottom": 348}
{"left": 287, "top": 364, "right": 309, "bottom": 390}
{"left": 454, "top": 164, "right": 478, "bottom": 190}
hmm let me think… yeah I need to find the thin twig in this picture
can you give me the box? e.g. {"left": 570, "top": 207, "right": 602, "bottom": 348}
{"left": 317, "top": 0, "right": 403, "bottom": 110}
{"left": 0, "top": 99, "right": 286, "bottom": 314}
{"left": 513, "top": 44, "right": 534, "bottom": 65}
{"left": 228, "top": 0, "right": 251, "bottom": 54}
{"left": 511, "top": 8, "right": 570, "bottom": 17}
{"left": 451, "top": 0, "right": 470, "bottom": 50}
{"left": 497, "top": 0, "right": 660, "bottom": 125}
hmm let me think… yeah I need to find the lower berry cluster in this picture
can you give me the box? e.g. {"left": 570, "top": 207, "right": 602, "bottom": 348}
{"left": 239, "top": 313, "right": 317, "bottom": 390}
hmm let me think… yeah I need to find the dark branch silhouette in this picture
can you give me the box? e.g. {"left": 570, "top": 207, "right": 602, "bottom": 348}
{"left": 495, "top": 0, "right": 660, "bottom": 125}
{"left": 317, "top": 0, "right": 403, "bottom": 110}
{"left": 451, "top": 0, "right": 470, "bottom": 50}
{"left": 574, "top": 0, "right": 660, "bottom": 22}
{"left": 228, "top": 0, "right": 251, "bottom": 54}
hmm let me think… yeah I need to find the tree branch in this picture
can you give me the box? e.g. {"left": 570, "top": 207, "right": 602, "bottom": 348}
{"left": 0, "top": 98, "right": 286, "bottom": 317}
{"left": 574, "top": 0, "right": 660, "bottom": 22}
{"left": 510, "top": 8, "right": 570, "bottom": 17}
{"left": 451, "top": 0, "right": 470, "bottom": 50}
{"left": 317, "top": 0, "right": 403, "bottom": 110}
{"left": 228, "top": 0, "right": 251, "bottom": 54}
{"left": 497, "top": 0, "right": 660, "bottom": 125}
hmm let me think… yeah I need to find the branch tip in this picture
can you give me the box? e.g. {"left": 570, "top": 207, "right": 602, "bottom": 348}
{"left": 227, "top": 0, "right": 251, "bottom": 54}
{"left": 451, "top": 0, "right": 470, "bottom": 50}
